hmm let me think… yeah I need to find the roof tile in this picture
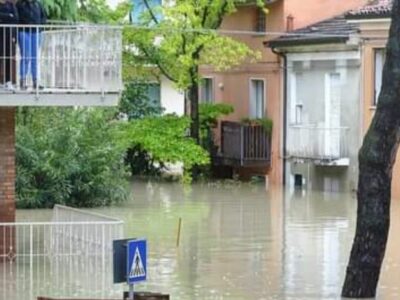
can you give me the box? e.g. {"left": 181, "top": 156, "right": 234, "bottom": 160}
{"left": 347, "top": 0, "right": 392, "bottom": 17}
{"left": 267, "top": 15, "right": 358, "bottom": 47}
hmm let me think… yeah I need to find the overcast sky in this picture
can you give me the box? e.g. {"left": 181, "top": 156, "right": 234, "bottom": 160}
{"left": 107, "top": 0, "right": 122, "bottom": 9}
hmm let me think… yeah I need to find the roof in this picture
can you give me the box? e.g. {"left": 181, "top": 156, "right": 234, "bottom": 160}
{"left": 267, "top": 15, "right": 359, "bottom": 48}
{"left": 346, "top": 0, "right": 392, "bottom": 18}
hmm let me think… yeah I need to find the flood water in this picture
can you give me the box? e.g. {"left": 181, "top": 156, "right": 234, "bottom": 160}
{"left": 13, "top": 181, "right": 400, "bottom": 299}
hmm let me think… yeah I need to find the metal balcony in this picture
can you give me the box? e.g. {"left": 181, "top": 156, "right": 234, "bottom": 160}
{"left": 0, "top": 24, "right": 122, "bottom": 106}
{"left": 287, "top": 125, "right": 350, "bottom": 166}
{"left": 215, "top": 121, "right": 272, "bottom": 167}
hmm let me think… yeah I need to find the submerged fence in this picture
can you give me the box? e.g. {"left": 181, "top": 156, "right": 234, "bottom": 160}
{"left": 0, "top": 205, "right": 124, "bottom": 300}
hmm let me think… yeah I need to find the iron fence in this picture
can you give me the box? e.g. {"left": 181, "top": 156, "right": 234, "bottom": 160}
{"left": 0, "top": 205, "right": 124, "bottom": 300}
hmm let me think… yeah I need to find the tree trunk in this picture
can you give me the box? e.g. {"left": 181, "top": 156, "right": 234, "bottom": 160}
{"left": 189, "top": 76, "right": 200, "bottom": 145}
{"left": 342, "top": 1, "right": 400, "bottom": 297}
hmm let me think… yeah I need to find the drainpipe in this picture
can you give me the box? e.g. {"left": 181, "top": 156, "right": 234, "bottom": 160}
{"left": 271, "top": 47, "right": 288, "bottom": 186}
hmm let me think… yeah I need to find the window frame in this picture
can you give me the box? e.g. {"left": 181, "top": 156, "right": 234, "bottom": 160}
{"left": 137, "top": 82, "right": 161, "bottom": 108}
{"left": 249, "top": 78, "right": 266, "bottom": 119}
{"left": 373, "top": 48, "right": 386, "bottom": 106}
{"left": 200, "top": 77, "right": 215, "bottom": 103}
{"left": 255, "top": 8, "right": 266, "bottom": 33}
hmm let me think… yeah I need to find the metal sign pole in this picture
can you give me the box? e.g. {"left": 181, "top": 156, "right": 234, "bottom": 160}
{"left": 129, "top": 284, "right": 134, "bottom": 300}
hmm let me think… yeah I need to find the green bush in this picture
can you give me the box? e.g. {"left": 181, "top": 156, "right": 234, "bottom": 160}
{"left": 119, "top": 115, "right": 210, "bottom": 183}
{"left": 119, "top": 82, "right": 169, "bottom": 176}
{"left": 16, "top": 108, "right": 129, "bottom": 208}
{"left": 199, "top": 103, "right": 234, "bottom": 132}
{"left": 240, "top": 117, "right": 273, "bottom": 134}
{"left": 199, "top": 103, "right": 234, "bottom": 153}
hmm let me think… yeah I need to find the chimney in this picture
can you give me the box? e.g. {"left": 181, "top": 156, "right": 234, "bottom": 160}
{"left": 286, "top": 14, "right": 294, "bottom": 32}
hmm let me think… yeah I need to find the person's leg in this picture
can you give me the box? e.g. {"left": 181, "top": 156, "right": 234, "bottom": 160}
{"left": 31, "top": 31, "right": 40, "bottom": 85}
{"left": 18, "top": 31, "right": 31, "bottom": 88}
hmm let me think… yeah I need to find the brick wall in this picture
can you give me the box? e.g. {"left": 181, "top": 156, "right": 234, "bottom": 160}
{"left": 0, "top": 108, "right": 16, "bottom": 258}
{"left": 0, "top": 108, "right": 16, "bottom": 222}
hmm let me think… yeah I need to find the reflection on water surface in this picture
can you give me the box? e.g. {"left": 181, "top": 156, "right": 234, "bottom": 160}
{"left": 13, "top": 181, "right": 400, "bottom": 299}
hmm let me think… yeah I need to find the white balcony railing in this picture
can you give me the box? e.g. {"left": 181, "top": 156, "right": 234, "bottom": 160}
{"left": 287, "top": 125, "right": 350, "bottom": 161}
{"left": 0, "top": 24, "right": 122, "bottom": 104}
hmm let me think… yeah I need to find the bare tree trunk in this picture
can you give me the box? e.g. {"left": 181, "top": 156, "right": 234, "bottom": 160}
{"left": 189, "top": 70, "right": 200, "bottom": 144}
{"left": 342, "top": 1, "right": 400, "bottom": 297}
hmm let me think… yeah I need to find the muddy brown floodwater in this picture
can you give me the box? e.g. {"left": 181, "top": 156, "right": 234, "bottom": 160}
{"left": 14, "top": 181, "right": 400, "bottom": 299}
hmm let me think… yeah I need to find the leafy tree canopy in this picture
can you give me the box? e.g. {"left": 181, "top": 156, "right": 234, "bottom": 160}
{"left": 40, "top": 0, "right": 130, "bottom": 22}
{"left": 125, "top": 0, "right": 263, "bottom": 89}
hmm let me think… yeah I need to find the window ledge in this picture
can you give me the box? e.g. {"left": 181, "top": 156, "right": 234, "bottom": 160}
{"left": 369, "top": 106, "right": 377, "bottom": 110}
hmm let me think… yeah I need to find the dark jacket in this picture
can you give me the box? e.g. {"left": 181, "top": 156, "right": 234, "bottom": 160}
{"left": 0, "top": 2, "right": 19, "bottom": 24}
{"left": 17, "top": 0, "right": 46, "bottom": 30}
{"left": 0, "top": 2, "right": 19, "bottom": 41}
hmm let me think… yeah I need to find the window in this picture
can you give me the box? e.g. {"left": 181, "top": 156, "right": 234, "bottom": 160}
{"left": 374, "top": 48, "right": 386, "bottom": 105}
{"left": 255, "top": 8, "right": 266, "bottom": 33}
{"left": 295, "top": 104, "right": 303, "bottom": 124}
{"left": 294, "top": 174, "right": 303, "bottom": 188}
{"left": 145, "top": 83, "right": 161, "bottom": 107}
{"left": 130, "top": 0, "right": 162, "bottom": 24}
{"left": 250, "top": 79, "right": 265, "bottom": 118}
{"left": 289, "top": 72, "right": 302, "bottom": 125}
{"left": 200, "top": 78, "right": 214, "bottom": 103}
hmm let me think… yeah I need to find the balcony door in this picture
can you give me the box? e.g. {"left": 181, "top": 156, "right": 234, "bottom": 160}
{"left": 324, "top": 73, "right": 341, "bottom": 158}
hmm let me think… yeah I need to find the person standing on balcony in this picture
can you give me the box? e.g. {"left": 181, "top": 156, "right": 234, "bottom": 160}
{"left": 0, "top": 0, "right": 18, "bottom": 91}
{"left": 16, "top": 0, "right": 46, "bottom": 90}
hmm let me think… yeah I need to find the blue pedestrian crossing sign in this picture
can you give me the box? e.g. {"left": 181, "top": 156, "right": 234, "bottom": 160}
{"left": 127, "top": 239, "right": 147, "bottom": 284}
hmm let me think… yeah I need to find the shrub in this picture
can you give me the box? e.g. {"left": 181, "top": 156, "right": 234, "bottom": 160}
{"left": 16, "top": 108, "right": 129, "bottom": 208}
{"left": 240, "top": 117, "right": 273, "bottom": 134}
{"left": 199, "top": 103, "right": 234, "bottom": 153}
{"left": 119, "top": 115, "right": 210, "bottom": 183}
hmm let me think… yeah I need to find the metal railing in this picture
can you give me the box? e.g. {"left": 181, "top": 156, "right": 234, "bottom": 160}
{"left": 0, "top": 205, "right": 124, "bottom": 300}
{"left": 220, "top": 121, "right": 272, "bottom": 166}
{"left": 52, "top": 204, "right": 123, "bottom": 223}
{"left": 0, "top": 24, "right": 122, "bottom": 94}
{"left": 287, "top": 125, "right": 350, "bottom": 161}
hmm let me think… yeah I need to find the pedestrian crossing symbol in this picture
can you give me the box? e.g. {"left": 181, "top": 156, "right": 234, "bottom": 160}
{"left": 130, "top": 247, "right": 145, "bottom": 277}
{"left": 127, "top": 239, "right": 147, "bottom": 284}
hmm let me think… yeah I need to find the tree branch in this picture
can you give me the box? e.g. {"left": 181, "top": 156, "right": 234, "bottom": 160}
{"left": 201, "top": 0, "right": 213, "bottom": 27}
{"left": 143, "top": 0, "right": 160, "bottom": 24}
{"left": 140, "top": 45, "right": 176, "bottom": 82}
{"left": 214, "top": 1, "right": 228, "bottom": 29}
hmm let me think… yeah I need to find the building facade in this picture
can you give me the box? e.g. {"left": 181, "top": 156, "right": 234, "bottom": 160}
{"left": 202, "top": 0, "right": 368, "bottom": 185}
{"left": 266, "top": 0, "right": 400, "bottom": 198}
{"left": 131, "top": 0, "right": 367, "bottom": 185}
{"left": 269, "top": 16, "right": 362, "bottom": 192}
